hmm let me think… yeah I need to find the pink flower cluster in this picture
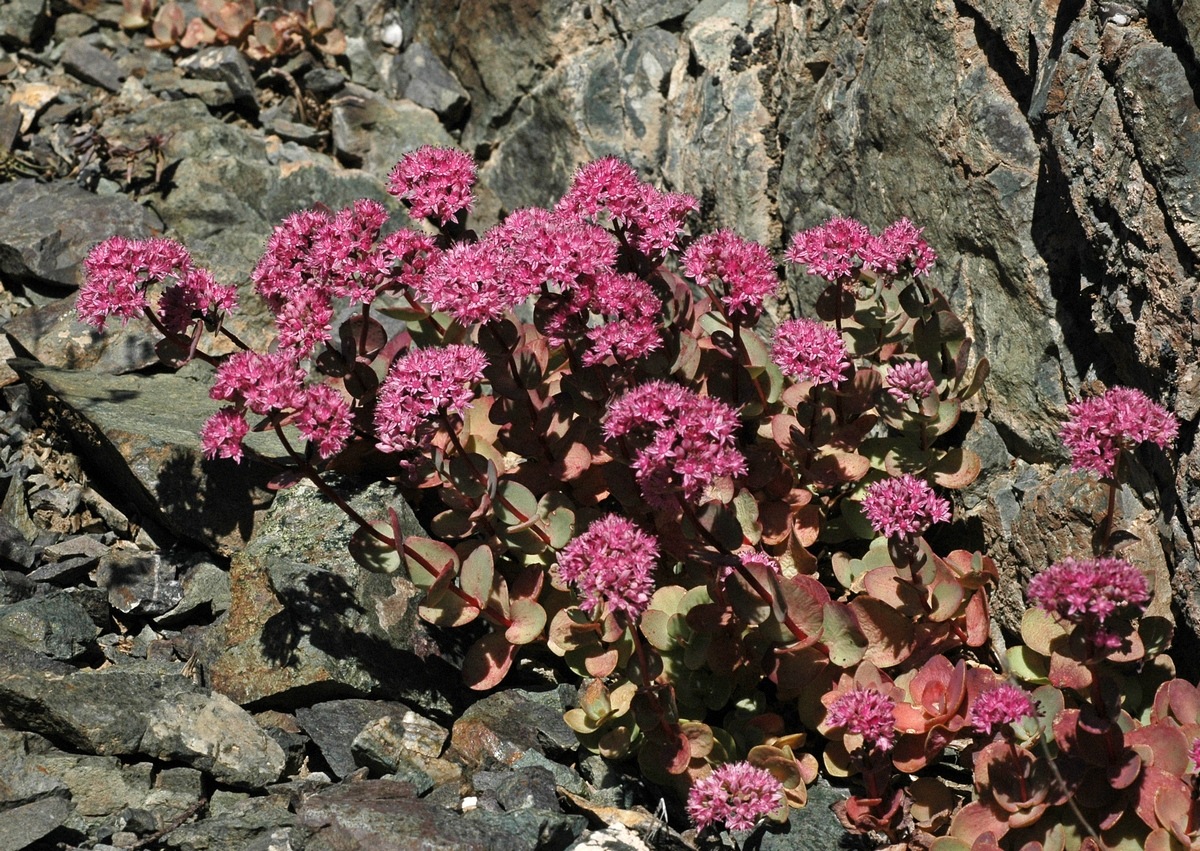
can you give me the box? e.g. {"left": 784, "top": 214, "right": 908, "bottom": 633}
{"left": 861, "top": 218, "right": 937, "bottom": 277}
{"left": 556, "top": 157, "right": 698, "bottom": 257}
{"left": 785, "top": 216, "right": 935, "bottom": 282}
{"left": 1060, "top": 386, "right": 1179, "bottom": 477}
{"left": 386, "top": 145, "right": 477, "bottom": 226}
{"left": 686, "top": 761, "right": 783, "bottom": 833}
{"left": 78, "top": 236, "right": 237, "bottom": 334}
{"left": 374, "top": 345, "right": 488, "bottom": 456}
{"left": 886, "top": 360, "right": 936, "bottom": 403}
{"left": 861, "top": 474, "right": 951, "bottom": 539}
{"left": 253, "top": 201, "right": 438, "bottom": 354}
{"left": 202, "top": 351, "right": 352, "bottom": 462}
{"left": 771, "top": 318, "right": 849, "bottom": 386}
{"left": 603, "top": 381, "right": 747, "bottom": 509}
{"left": 969, "top": 684, "right": 1037, "bottom": 735}
{"left": 1026, "top": 557, "right": 1150, "bottom": 635}
{"left": 682, "top": 229, "right": 780, "bottom": 318}
{"left": 555, "top": 514, "right": 659, "bottom": 621}
{"left": 824, "top": 686, "right": 897, "bottom": 751}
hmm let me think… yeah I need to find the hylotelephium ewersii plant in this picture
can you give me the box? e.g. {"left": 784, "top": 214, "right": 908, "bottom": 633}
{"left": 79, "top": 145, "right": 1198, "bottom": 849}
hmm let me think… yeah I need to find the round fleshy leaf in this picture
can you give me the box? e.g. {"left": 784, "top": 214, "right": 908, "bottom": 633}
{"left": 402, "top": 536, "right": 459, "bottom": 590}
{"left": 930, "top": 447, "right": 981, "bottom": 489}
{"left": 822, "top": 601, "right": 867, "bottom": 667}
{"left": 419, "top": 594, "right": 480, "bottom": 627}
{"left": 564, "top": 707, "right": 602, "bottom": 734}
{"left": 494, "top": 480, "right": 539, "bottom": 526}
{"left": 459, "top": 545, "right": 494, "bottom": 605}
{"left": 462, "top": 632, "right": 519, "bottom": 691}
{"left": 348, "top": 521, "right": 402, "bottom": 574}
{"left": 504, "top": 598, "right": 546, "bottom": 645}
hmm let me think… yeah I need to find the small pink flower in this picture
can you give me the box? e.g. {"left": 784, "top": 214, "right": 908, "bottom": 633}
{"left": 861, "top": 218, "right": 937, "bottom": 277}
{"left": 200, "top": 407, "right": 249, "bottom": 462}
{"left": 1190, "top": 738, "right": 1200, "bottom": 771}
{"left": 1060, "top": 386, "right": 1178, "bottom": 477}
{"left": 784, "top": 217, "right": 871, "bottom": 281}
{"left": 210, "top": 351, "right": 307, "bottom": 416}
{"left": 556, "top": 514, "right": 659, "bottom": 621}
{"left": 687, "top": 761, "right": 783, "bottom": 833}
{"left": 771, "top": 318, "right": 849, "bottom": 386}
{"left": 374, "top": 344, "right": 488, "bottom": 455}
{"left": 969, "top": 684, "right": 1037, "bottom": 735}
{"left": 886, "top": 360, "right": 936, "bottom": 403}
{"left": 557, "top": 157, "right": 697, "bottom": 257}
{"left": 825, "top": 687, "right": 897, "bottom": 751}
{"left": 415, "top": 241, "right": 531, "bottom": 325}
{"left": 604, "top": 381, "right": 746, "bottom": 509}
{"left": 861, "top": 474, "right": 951, "bottom": 539}
{"left": 157, "top": 267, "right": 239, "bottom": 336}
{"left": 579, "top": 272, "right": 663, "bottom": 366}
{"left": 1027, "top": 557, "right": 1149, "bottom": 628}
{"left": 387, "top": 146, "right": 477, "bottom": 226}
{"left": 295, "top": 384, "right": 353, "bottom": 459}
{"left": 682, "top": 229, "right": 780, "bottom": 318}
{"left": 78, "top": 235, "right": 235, "bottom": 335}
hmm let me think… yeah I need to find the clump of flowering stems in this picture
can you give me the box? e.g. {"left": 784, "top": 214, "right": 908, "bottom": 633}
{"left": 79, "top": 148, "right": 1197, "bottom": 849}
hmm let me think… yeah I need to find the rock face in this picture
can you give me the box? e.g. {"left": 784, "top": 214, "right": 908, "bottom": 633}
{"left": 400, "top": 0, "right": 1200, "bottom": 640}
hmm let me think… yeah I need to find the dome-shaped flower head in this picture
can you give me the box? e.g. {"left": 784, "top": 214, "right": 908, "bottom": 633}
{"left": 784, "top": 216, "right": 871, "bottom": 282}
{"left": 603, "top": 381, "right": 747, "bottom": 510}
{"left": 200, "top": 407, "right": 250, "bottom": 463}
{"left": 969, "top": 684, "right": 1037, "bottom": 736}
{"left": 414, "top": 240, "right": 529, "bottom": 325}
{"left": 824, "top": 686, "right": 897, "bottom": 751}
{"left": 682, "top": 229, "right": 780, "bottom": 318}
{"left": 861, "top": 474, "right": 951, "bottom": 540}
{"left": 295, "top": 383, "right": 353, "bottom": 459}
{"left": 374, "top": 344, "right": 488, "bottom": 455}
{"left": 886, "top": 360, "right": 936, "bottom": 404}
{"left": 1027, "top": 557, "right": 1149, "bottom": 628}
{"left": 210, "top": 351, "right": 307, "bottom": 416}
{"left": 861, "top": 217, "right": 937, "bottom": 278}
{"left": 556, "top": 158, "right": 697, "bottom": 257}
{"left": 556, "top": 515, "right": 659, "bottom": 621}
{"left": 771, "top": 318, "right": 849, "bottom": 386}
{"left": 686, "top": 761, "right": 783, "bottom": 833}
{"left": 1060, "top": 386, "right": 1178, "bottom": 477}
{"left": 387, "top": 146, "right": 477, "bottom": 226}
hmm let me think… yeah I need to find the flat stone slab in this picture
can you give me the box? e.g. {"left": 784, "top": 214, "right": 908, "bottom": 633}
{"left": 12, "top": 361, "right": 283, "bottom": 557}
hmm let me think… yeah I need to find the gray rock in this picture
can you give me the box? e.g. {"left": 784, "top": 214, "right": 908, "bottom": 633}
{"left": 0, "top": 648, "right": 285, "bottom": 788}
{"left": 0, "top": 650, "right": 200, "bottom": 755}
{"left": 140, "top": 691, "right": 286, "bottom": 788}
{"left": 449, "top": 689, "right": 577, "bottom": 771}
{"left": 179, "top": 46, "right": 258, "bottom": 111}
{"left": 61, "top": 39, "right": 127, "bottom": 92}
{"left": 297, "top": 699, "right": 421, "bottom": 780}
{"left": 94, "top": 547, "right": 183, "bottom": 616}
{"left": 159, "top": 796, "right": 299, "bottom": 851}
{"left": 389, "top": 42, "right": 470, "bottom": 125}
{"left": 203, "top": 477, "right": 461, "bottom": 712}
{"left": 154, "top": 558, "right": 231, "bottom": 626}
{"left": 13, "top": 362, "right": 284, "bottom": 558}
{"left": 0, "top": 590, "right": 98, "bottom": 659}
{"left": 0, "top": 796, "right": 73, "bottom": 851}
{"left": 328, "top": 83, "right": 454, "bottom": 173}
{"left": 0, "top": 515, "right": 34, "bottom": 569}
{"left": 0, "top": 180, "right": 161, "bottom": 290}
{"left": 0, "top": 570, "right": 34, "bottom": 605}
{"left": 301, "top": 67, "right": 346, "bottom": 96}
{"left": 0, "top": 0, "right": 46, "bottom": 49}
{"left": 350, "top": 710, "right": 458, "bottom": 790}
{"left": 299, "top": 779, "right": 585, "bottom": 851}
{"left": 24, "top": 754, "right": 153, "bottom": 827}
{"left": 609, "top": 0, "right": 696, "bottom": 32}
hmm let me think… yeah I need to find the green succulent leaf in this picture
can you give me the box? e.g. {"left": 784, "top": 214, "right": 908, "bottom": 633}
{"left": 504, "top": 598, "right": 547, "bottom": 645}
{"left": 348, "top": 521, "right": 403, "bottom": 575}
